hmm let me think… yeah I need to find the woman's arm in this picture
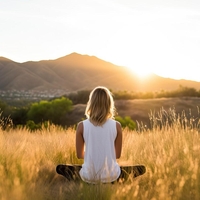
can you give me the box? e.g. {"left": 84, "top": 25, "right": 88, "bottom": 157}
{"left": 115, "top": 121, "right": 122, "bottom": 159}
{"left": 76, "top": 122, "right": 84, "bottom": 159}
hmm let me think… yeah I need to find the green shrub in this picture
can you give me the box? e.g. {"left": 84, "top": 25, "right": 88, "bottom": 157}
{"left": 115, "top": 116, "right": 136, "bottom": 130}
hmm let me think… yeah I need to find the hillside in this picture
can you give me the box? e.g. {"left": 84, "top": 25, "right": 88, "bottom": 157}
{"left": 0, "top": 53, "right": 200, "bottom": 95}
{"left": 67, "top": 97, "right": 200, "bottom": 128}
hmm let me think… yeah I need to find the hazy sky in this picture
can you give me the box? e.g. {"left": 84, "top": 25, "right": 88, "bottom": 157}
{"left": 1, "top": 0, "right": 200, "bottom": 81}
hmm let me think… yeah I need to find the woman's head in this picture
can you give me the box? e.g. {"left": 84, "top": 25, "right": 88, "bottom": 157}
{"left": 85, "top": 86, "right": 115, "bottom": 125}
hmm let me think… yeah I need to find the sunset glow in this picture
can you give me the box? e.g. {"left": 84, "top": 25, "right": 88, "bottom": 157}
{"left": 132, "top": 67, "right": 153, "bottom": 79}
{"left": 0, "top": 0, "right": 200, "bottom": 82}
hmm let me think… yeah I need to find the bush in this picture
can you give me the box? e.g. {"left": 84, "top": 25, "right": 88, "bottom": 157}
{"left": 115, "top": 116, "right": 136, "bottom": 130}
{"left": 27, "top": 97, "right": 72, "bottom": 125}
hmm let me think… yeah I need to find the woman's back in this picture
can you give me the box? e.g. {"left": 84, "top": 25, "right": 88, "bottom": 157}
{"left": 79, "top": 119, "right": 121, "bottom": 183}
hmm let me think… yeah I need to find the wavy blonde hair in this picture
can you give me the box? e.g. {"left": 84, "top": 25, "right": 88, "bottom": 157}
{"left": 85, "top": 86, "right": 116, "bottom": 126}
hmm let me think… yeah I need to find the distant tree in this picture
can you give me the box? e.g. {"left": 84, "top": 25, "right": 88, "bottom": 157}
{"left": 115, "top": 116, "right": 136, "bottom": 130}
{"left": 0, "top": 100, "right": 12, "bottom": 116}
{"left": 177, "top": 85, "right": 199, "bottom": 97}
{"left": 26, "top": 120, "right": 41, "bottom": 131}
{"left": 140, "top": 92, "right": 154, "bottom": 99}
{"left": 0, "top": 100, "right": 7, "bottom": 111}
{"left": 25, "top": 120, "right": 59, "bottom": 132}
{"left": 12, "top": 107, "right": 29, "bottom": 126}
{"left": 0, "top": 100, "right": 13, "bottom": 129}
{"left": 113, "top": 90, "right": 134, "bottom": 100}
{"left": 27, "top": 97, "right": 72, "bottom": 125}
{"left": 67, "top": 90, "right": 90, "bottom": 104}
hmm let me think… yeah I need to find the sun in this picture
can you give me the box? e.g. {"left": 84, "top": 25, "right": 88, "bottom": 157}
{"left": 128, "top": 66, "right": 153, "bottom": 79}
{"left": 134, "top": 69, "right": 152, "bottom": 78}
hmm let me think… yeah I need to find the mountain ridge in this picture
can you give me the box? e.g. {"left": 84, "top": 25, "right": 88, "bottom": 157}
{"left": 0, "top": 53, "right": 199, "bottom": 94}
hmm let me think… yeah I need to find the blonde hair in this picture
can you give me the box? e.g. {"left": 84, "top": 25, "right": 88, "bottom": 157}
{"left": 85, "top": 86, "right": 116, "bottom": 126}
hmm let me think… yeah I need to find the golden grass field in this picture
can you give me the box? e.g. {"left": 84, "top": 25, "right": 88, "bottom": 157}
{"left": 0, "top": 109, "right": 200, "bottom": 200}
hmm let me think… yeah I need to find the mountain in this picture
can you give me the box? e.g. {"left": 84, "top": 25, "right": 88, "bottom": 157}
{"left": 0, "top": 53, "right": 200, "bottom": 95}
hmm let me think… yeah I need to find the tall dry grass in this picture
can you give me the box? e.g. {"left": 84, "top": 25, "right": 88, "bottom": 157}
{"left": 0, "top": 108, "right": 200, "bottom": 200}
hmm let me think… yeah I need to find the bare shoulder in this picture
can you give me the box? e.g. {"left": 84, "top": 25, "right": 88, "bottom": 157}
{"left": 115, "top": 121, "right": 122, "bottom": 130}
{"left": 76, "top": 121, "right": 83, "bottom": 133}
{"left": 115, "top": 120, "right": 122, "bottom": 140}
{"left": 77, "top": 121, "right": 83, "bottom": 128}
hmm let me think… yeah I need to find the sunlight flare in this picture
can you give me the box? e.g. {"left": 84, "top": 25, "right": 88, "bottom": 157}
{"left": 128, "top": 66, "right": 153, "bottom": 79}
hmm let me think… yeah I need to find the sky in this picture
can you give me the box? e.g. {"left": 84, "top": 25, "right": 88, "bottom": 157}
{"left": 0, "top": 0, "right": 200, "bottom": 82}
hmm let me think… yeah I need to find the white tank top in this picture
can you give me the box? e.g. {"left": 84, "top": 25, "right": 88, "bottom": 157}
{"left": 79, "top": 119, "right": 121, "bottom": 183}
